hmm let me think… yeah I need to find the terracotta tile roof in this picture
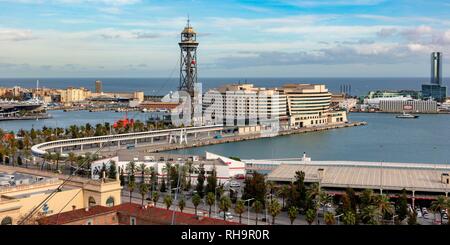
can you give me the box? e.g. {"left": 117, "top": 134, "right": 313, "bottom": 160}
{"left": 38, "top": 203, "right": 242, "bottom": 225}
{"left": 38, "top": 206, "right": 116, "bottom": 225}
{"left": 113, "top": 202, "right": 241, "bottom": 225}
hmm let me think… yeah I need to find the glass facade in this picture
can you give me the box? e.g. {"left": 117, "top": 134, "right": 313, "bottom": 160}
{"left": 421, "top": 84, "right": 447, "bottom": 102}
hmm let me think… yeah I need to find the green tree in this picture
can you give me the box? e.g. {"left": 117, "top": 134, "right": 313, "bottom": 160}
{"left": 242, "top": 172, "right": 266, "bottom": 205}
{"left": 324, "top": 212, "right": 336, "bottom": 225}
{"left": 164, "top": 195, "right": 173, "bottom": 210}
{"left": 360, "top": 189, "right": 375, "bottom": 210}
{"left": 277, "top": 185, "right": 289, "bottom": 210}
{"left": 128, "top": 180, "right": 136, "bottom": 203}
{"left": 288, "top": 206, "right": 298, "bottom": 225}
{"left": 252, "top": 200, "right": 263, "bottom": 225}
{"left": 376, "top": 194, "right": 394, "bottom": 221}
{"left": 431, "top": 196, "right": 448, "bottom": 224}
{"left": 196, "top": 164, "right": 206, "bottom": 197}
{"left": 219, "top": 196, "right": 232, "bottom": 221}
{"left": 305, "top": 209, "right": 316, "bottom": 225}
{"left": 206, "top": 192, "right": 215, "bottom": 217}
{"left": 293, "top": 171, "right": 307, "bottom": 210}
{"left": 139, "top": 183, "right": 149, "bottom": 206}
{"left": 205, "top": 166, "right": 217, "bottom": 194}
{"left": 152, "top": 191, "right": 160, "bottom": 203}
{"left": 361, "top": 205, "right": 380, "bottom": 225}
{"left": 178, "top": 198, "right": 186, "bottom": 213}
{"left": 108, "top": 161, "right": 117, "bottom": 179}
{"left": 268, "top": 199, "right": 282, "bottom": 225}
{"left": 234, "top": 199, "right": 245, "bottom": 224}
{"left": 192, "top": 194, "right": 202, "bottom": 215}
{"left": 342, "top": 211, "right": 356, "bottom": 225}
{"left": 407, "top": 211, "right": 418, "bottom": 225}
{"left": 397, "top": 189, "right": 408, "bottom": 221}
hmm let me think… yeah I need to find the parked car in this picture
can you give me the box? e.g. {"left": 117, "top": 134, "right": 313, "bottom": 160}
{"left": 229, "top": 181, "right": 240, "bottom": 188}
{"left": 234, "top": 174, "right": 245, "bottom": 180}
{"left": 217, "top": 211, "right": 234, "bottom": 221}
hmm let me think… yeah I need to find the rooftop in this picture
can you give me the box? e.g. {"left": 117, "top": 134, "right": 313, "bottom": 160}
{"left": 267, "top": 163, "right": 450, "bottom": 193}
{"left": 38, "top": 202, "right": 241, "bottom": 225}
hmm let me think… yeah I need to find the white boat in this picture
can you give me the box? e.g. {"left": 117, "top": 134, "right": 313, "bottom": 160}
{"left": 396, "top": 111, "right": 419, "bottom": 119}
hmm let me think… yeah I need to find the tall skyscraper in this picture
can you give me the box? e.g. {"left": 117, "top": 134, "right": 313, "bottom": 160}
{"left": 422, "top": 52, "right": 446, "bottom": 102}
{"left": 431, "top": 52, "right": 442, "bottom": 85}
{"left": 95, "top": 80, "right": 102, "bottom": 93}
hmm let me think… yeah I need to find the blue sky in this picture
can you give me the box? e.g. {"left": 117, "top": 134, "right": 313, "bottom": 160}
{"left": 0, "top": 0, "right": 450, "bottom": 77}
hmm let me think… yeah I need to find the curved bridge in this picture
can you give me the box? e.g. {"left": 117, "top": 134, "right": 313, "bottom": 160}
{"left": 31, "top": 125, "right": 226, "bottom": 157}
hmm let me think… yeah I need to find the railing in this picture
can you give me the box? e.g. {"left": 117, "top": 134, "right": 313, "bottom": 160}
{"left": 31, "top": 124, "right": 225, "bottom": 157}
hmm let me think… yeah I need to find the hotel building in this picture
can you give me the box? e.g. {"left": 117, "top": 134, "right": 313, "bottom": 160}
{"left": 281, "top": 84, "right": 347, "bottom": 127}
{"left": 202, "top": 84, "right": 288, "bottom": 128}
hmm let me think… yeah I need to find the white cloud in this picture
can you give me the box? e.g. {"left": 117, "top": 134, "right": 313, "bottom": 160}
{"left": 0, "top": 29, "right": 35, "bottom": 41}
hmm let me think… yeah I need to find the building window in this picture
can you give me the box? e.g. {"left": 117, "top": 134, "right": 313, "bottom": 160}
{"left": 88, "top": 196, "right": 96, "bottom": 207}
{"left": 1, "top": 216, "right": 12, "bottom": 225}
{"left": 106, "top": 197, "right": 115, "bottom": 207}
{"left": 130, "top": 217, "right": 136, "bottom": 225}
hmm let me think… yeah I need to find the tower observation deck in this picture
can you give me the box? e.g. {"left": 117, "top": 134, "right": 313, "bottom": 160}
{"left": 178, "top": 19, "right": 199, "bottom": 97}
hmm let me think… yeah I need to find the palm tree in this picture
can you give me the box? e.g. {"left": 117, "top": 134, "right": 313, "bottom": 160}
{"left": 361, "top": 205, "right": 380, "bottom": 225}
{"left": 206, "top": 192, "right": 215, "bottom": 217}
{"left": 288, "top": 206, "right": 298, "bottom": 225}
{"left": 164, "top": 195, "right": 173, "bottom": 210}
{"left": 375, "top": 194, "right": 394, "bottom": 223}
{"left": 53, "top": 152, "right": 61, "bottom": 172}
{"left": 139, "top": 183, "right": 149, "bottom": 206}
{"left": 252, "top": 200, "right": 263, "bottom": 225}
{"left": 319, "top": 192, "right": 333, "bottom": 216}
{"left": 219, "top": 196, "right": 232, "bottom": 221}
{"left": 67, "top": 152, "right": 77, "bottom": 174}
{"left": 7, "top": 137, "right": 17, "bottom": 166}
{"left": 178, "top": 198, "right": 186, "bottom": 213}
{"left": 431, "top": 196, "right": 448, "bottom": 224}
{"left": 128, "top": 180, "right": 136, "bottom": 203}
{"left": 234, "top": 199, "right": 245, "bottom": 224}
{"left": 192, "top": 194, "right": 202, "bottom": 215}
{"left": 137, "top": 163, "right": 150, "bottom": 183}
{"left": 277, "top": 185, "right": 289, "bottom": 210}
{"left": 342, "top": 211, "right": 356, "bottom": 225}
{"left": 152, "top": 191, "right": 160, "bottom": 204}
{"left": 266, "top": 181, "right": 275, "bottom": 201}
{"left": 324, "top": 212, "right": 336, "bottom": 225}
{"left": 126, "top": 161, "right": 136, "bottom": 182}
{"left": 305, "top": 209, "right": 316, "bottom": 225}
{"left": 268, "top": 199, "right": 281, "bottom": 225}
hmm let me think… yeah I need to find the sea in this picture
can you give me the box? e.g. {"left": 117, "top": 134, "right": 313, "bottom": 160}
{"left": 0, "top": 77, "right": 449, "bottom": 164}
{"left": 0, "top": 77, "right": 442, "bottom": 97}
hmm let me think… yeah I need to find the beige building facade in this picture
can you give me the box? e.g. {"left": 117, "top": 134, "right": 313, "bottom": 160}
{"left": 281, "top": 84, "right": 347, "bottom": 127}
{"left": 0, "top": 166, "right": 121, "bottom": 225}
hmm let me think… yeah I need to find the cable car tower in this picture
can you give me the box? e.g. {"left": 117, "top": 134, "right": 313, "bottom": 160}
{"left": 178, "top": 18, "right": 199, "bottom": 97}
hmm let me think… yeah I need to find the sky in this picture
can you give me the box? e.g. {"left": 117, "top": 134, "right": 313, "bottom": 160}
{"left": 0, "top": 0, "right": 450, "bottom": 78}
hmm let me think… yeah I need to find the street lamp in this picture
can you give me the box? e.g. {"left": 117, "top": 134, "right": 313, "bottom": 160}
{"left": 380, "top": 145, "right": 383, "bottom": 195}
{"left": 392, "top": 214, "right": 398, "bottom": 225}
{"left": 265, "top": 193, "right": 273, "bottom": 225}
{"left": 334, "top": 213, "right": 343, "bottom": 225}
{"left": 317, "top": 168, "right": 324, "bottom": 224}
{"left": 243, "top": 198, "right": 254, "bottom": 225}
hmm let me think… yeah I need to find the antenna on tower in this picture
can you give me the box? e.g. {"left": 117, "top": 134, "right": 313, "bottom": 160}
{"left": 187, "top": 14, "right": 190, "bottom": 27}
